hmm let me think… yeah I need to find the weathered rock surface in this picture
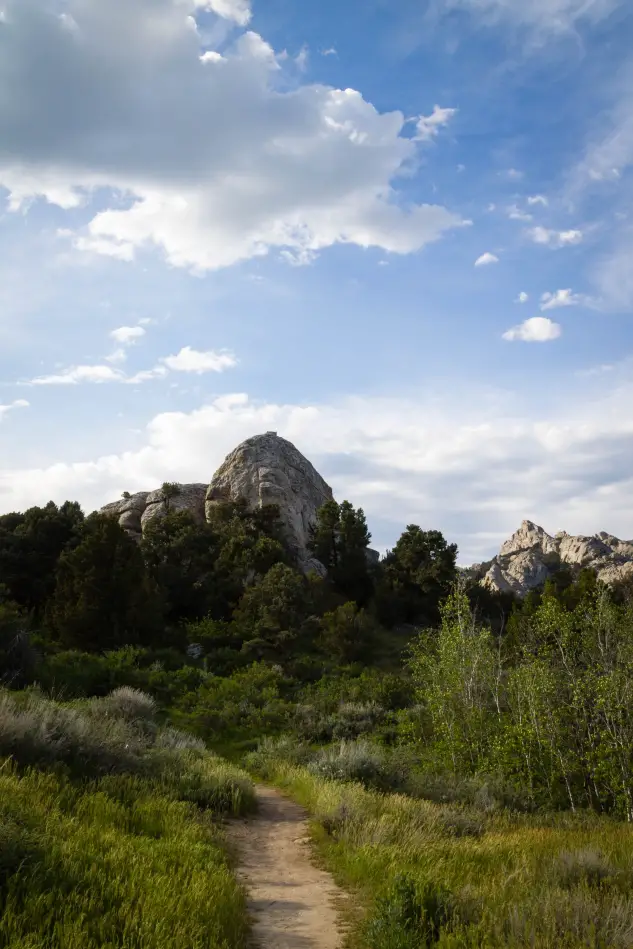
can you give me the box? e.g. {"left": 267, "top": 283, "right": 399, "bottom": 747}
{"left": 100, "top": 433, "right": 340, "bottom": 573}
{"left": 206, "top": 432, "right": 334, "bottom": 568}
{"left": 478, "top": 519, "right": 633, "bottom": 596}
{"left": 141, "top": 484, "right": 207, "bottom": 530}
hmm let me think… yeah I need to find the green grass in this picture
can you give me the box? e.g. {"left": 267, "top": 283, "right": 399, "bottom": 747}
{"left": 250, "top": 758, "right": 633, "bottom": 948}
{"left": 0, "top": 687, "right": 256, "bottom": 949}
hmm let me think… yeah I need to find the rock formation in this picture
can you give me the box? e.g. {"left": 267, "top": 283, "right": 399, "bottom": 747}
{"left": 100, "top": 433, "right": 336, "bottom": 573}
{"left": 205, "top": 432, "right": 334, "bottom": 572}
{"left": 474, "top": 520, "right": 633, "bottom": 596}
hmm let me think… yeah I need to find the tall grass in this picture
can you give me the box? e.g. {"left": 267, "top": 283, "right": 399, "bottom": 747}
{"left": 0, "top": 687, "right": 255, "bottom": 948}
{"left": 250, "top": 755, "right": 633, "bottom": 948}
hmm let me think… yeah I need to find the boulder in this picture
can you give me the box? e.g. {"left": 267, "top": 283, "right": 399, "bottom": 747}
{"left": 206, "top": 432, "right": 334, "bottom": 569}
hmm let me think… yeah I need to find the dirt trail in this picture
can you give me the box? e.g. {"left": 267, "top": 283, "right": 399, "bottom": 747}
{"left": 230, "top": 785, "right": 344, "bottom": 949}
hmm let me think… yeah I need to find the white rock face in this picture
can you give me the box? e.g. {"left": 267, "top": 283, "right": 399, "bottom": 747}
{"left": 499, "top": 520, "right": 558, "bottom": 558}
{"left": 141, "top": 484, "right": 207, "bottom": 530}
{"left": 480, "top": 520, "right": 633, "bottom": 596}
{"left": 206, "top": 432, "right": 334, "bottom": 567}
{"left": 99, "top": 433, "right": 339, "bottom": 572}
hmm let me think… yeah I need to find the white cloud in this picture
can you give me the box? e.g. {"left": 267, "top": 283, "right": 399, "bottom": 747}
{"left": 507, "top": 204, "right": 532, "bottom": 222}
{"left": 527, "top": 226, "right": 583, "bottom": 248}
{"left": 504, "top": 168, "right": 524, "bottom": 180}
{"left": 3, "top": 380, "right": 633, "bottom": 564}
{"left": 0, "top": 399, "right": 29, "bottom": 419}
{"left": 474, "top": 252, "right": 499, "bottom": 266}
{"left": 440, "top": 0, "right": 620, "bottom": 37}
{"left": 502, "top": 316, "right": 562, "bottom": 342}
{"left": 321, "top": 47, "right": 338, "bottom": 57}
{"left": 415, "top": 105, "right": 457, "bottom": 142}
{"left": 26, "top": 347, "right": 236, "bottom": 385}
{"left": 540, "top": 288, "right": 587, "bottom": 310}
{"left": 110, "top": 326, "right": 147, "bottom": 344}
{"left": 160, "top": 346, "right": 237, "bottom": 373}
{"left": 0, "top": 1, "right": 464, "bottom": 272}
{"left": 200, "top": 0, "right": 252, "bottom": 25}
{"left": 516, "top": 291, "right": 529, "bottom": 303}
{"left": 527, "top": 194, "right": 549, "bottom": 206}
{"left": 30, "top": 365, "right": 126, "bottom": 386}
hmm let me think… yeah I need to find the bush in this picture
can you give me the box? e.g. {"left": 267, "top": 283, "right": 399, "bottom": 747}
{"left": 307, "top": 740, "right": 399, "bottom": 791}
{"left": 364, "top": 874, "right": 457, "bottom": 948}
{"left": 0, "top": 689, "right": 145, "bottom": 777}
{"left": 95, "top": 686, "right": 158, "bottom": 733}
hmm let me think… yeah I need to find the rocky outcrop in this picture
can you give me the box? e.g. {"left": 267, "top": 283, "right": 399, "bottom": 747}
{"left": 206, "top": 432, "right": 334, "bottom": 570}
{"left": 478, "top": 519, "right": 633, "bottom": 596}
{"left": 100, "top": 433, "right": 341, "bottom": 574}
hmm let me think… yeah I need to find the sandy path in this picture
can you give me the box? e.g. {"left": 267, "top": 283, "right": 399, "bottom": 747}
{"left": 230, "top": 785, "right": 344, "bottom": 949}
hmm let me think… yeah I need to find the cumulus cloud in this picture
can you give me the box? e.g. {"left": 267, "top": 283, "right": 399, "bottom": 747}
{"left": 415, "top": 105, "right": 457, "bottom": 141}
{"left": 202, "top": 0, "right": 252, "bottom": 25}
{"left": 516, "top": 291, "right": 529, "bottom": 303}
{"left": 502, "top": 316, "right": 562, "bottom": 341}
{"left": 527, "top": 226, "right": 583, "bottom": 247}
{"left": 527, "top": 194, "right": 549, "bottom": 206}
{"left": 0, "top": 0, "right": 464, "bottom": 272}
{"left": 110, "top": 326, "right": 146, "bottom": 344}
{"left": 474, "top": 252, "right": 499, "bottom": 266}
{"left": 0, "top": 399, "right": 29, "bottom": 418}
{"left": 161, "top": 346, "right": 238, "bottom": 373}
{"left": 540, "top": 288, "right": 587, "bottom": 310}
{"left": 2, "top": 379, "right": 633, "bottom": 564}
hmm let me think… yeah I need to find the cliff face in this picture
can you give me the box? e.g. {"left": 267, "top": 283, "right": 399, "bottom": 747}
{"left": 100, "top": 432, "right": 335, "bottom": 572}
{"left": 476, "top": 520, "right": 633, "bottom": 596}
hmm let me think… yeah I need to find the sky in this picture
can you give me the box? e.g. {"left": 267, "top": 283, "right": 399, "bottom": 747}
{"left": 0, "top": 0, "right": 632, "bottom": 564}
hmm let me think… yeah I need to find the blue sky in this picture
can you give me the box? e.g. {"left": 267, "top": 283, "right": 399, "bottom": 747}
{"left": 0, "top": 0, "right": 632, "bottom": 563}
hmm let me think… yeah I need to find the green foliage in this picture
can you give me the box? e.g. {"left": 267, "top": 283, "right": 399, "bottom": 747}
{"left": 179, "top": 661, "right": 293, "bottom": 742}
{"left": 47, "top": 514, "right": 161, "bottom": 652}
{"left": 319, "top": 600, "right": 378, "bottom": 662}
{"left": 309, "top": 499, "right": 374, "bottom": 604}
{"left": 160, "top": 481, "right": 182, "bottom": 510}
{"left": 410, "top": 584, "right": 633, "bottom": 818}
{"left": 0, "top": 691, "right": 253, "bottom": 948}
{"left": 232, "top": 563, "right": 319, "bottom": 658}
{"left": 375, "top": 526, "right": 458, "bottom": 626}
{"left": 0, "top": 501, "right": 84, "bottom": 615}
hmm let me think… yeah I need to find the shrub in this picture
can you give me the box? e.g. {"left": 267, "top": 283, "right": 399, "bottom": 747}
{"left": 0, "top": 689, "right": 145, "bottom": 776}
{"left": 95, "top": 686, "right": 158, "bottom": 734}
{"left": 154, "top": 727, "right": 206, "bottom": 753}
{"left": 555, "top": 848, "right": 618, "bottom": 888}
{"left": 307, "top": 740, "right": 397, "bottom": 790}
{"left": 364, "top": 874, "right": 456, "bottom": 948}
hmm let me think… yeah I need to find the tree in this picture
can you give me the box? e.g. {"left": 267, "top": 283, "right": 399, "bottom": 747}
{"left": 0, "top": 501, "right": 85, "bottom": 616}
{"left": 142, "top": 511, "right": 223, "bottom": 623}
{"left": 47, "top": 514, "right": 161, "bottom": 652}
{"left": 309, "top": 500, "right": 374, "bottom": 605}
{"left": 319, "top": 601, "right": 378, "bottom": 663}
{"left": 408, "top": 587, "right": 497, "bottom": 773}
{"left": 232, "top": 563, "right": 318, "bottom": 659}
{"left": 161, "top": 482, "right": 182, "bottom": 512}
{"left": 374, "top": 526, "right": 457, "bottom": 626}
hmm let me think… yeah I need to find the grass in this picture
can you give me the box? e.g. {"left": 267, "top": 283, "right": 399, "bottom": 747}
{"left": 248, "top": 756, "right": 633, "bottom": 948}
{"left": 0, "top": 687, "right": 256, "bottom": 948}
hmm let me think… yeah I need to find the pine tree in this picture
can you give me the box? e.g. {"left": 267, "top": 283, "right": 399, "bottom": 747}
{"left": 48, "top": 514, "right": 160, "bottom": 651}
